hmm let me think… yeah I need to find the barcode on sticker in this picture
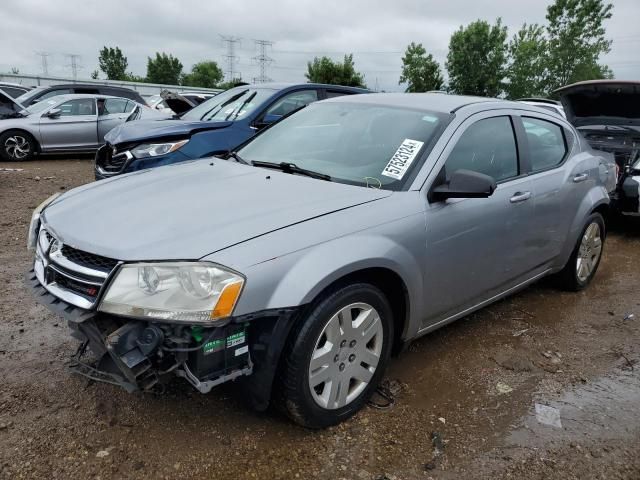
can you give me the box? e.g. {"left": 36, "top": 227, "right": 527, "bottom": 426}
{"left": 235, "top": 345, "right": 249, "bottom": 356}
{"left": 381, "top": 139, "right": 424, "bottom": 180}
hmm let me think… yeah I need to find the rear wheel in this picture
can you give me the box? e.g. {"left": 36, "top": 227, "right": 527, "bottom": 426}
{"left": 557, "top": 213, "right": 605, "bottom": 291}
{"left": 0, "top": 130, "right": 37, "bottom": 161}
{"left": 280, "top": 283, "right": 393, "bottom": 428}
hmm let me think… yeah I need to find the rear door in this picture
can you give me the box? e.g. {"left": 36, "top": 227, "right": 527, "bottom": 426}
{"left": 422, "top": 112, "right": 536, "bottom": 326}
{"left": 39, "top": 98, "right": 98, "bottom": 149}
{"left": 97, "top": 98, "right": 135, "bottom": 141}
{"left": 515, "top": 114, "right": 586, "bottom": 264}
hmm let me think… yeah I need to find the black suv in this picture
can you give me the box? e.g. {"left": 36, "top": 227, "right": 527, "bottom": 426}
{"left": 16, "top": 83, "right": 146, "bottom": 107}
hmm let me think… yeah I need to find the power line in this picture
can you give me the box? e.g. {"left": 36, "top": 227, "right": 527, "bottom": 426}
{"left": 35, "top": 51, "right": 51, "bottom": 76}
{"left": 65, "top": 53, "right": 82, "bottom": 80}
{"left": 220, "top": 35, "right": 242, "bottom": 82}
{"left": 253, "top": 39, "right": 274, "bottom": 83}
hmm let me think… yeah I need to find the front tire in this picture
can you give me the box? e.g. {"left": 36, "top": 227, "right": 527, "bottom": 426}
{"left": 0, "top": 130, "right": 37, "bottom": 161}
{"left": 280, "top": 283, "right": 393, "bottom": 428}
{"left": 557, "top": 213, "right": 605, "bottom": 291}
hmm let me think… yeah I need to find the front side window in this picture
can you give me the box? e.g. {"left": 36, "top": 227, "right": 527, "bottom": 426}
{"left": 56, "top": 99, "right": 96, "bottom": 116}
{"left": 445, "top": 116, "right": 518, "bottom": 182}
{"left": 522, "top": 117, "right": 567, "bottom": 172}
{"left": 265, "top": 90, "right": 318, "bottom": 118}
{"left": 239, "top": 102, "right": 450, "bottom": 190}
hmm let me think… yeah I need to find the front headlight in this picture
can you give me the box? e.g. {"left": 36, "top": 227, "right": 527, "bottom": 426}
{"left": 131, "top": 139, "right": 189, "bottom": 159}
{"left": 27, "top": 192, "right": 62, "bottom": 250}
{"left": 99, "top": 262, "right": 244, "bottom": 324}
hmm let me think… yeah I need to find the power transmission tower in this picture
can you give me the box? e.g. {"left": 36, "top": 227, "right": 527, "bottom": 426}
{"left": 252, "top": 39, "right": 274, "bottom": 83}
{"left": 35, "top": 51, "right": 51, "bottom": 75}
{"left": 65, "top": 54, "right": 82, "bottom": 80}
{"left": 220, "top": 35, "right": 241, "bottom": 82}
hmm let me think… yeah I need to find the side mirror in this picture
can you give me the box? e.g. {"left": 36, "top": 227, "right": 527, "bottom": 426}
{"left": 46, "top": 108, "right": 61, "bottom": 118}
{"left": 430, "top": 169, "right": 497, "bottom": 202}
{"left": 254, "top": 113, "right": 281, "bottom": 129}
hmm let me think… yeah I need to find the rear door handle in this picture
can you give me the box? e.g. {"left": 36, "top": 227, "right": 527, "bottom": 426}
{"left": 510, "top": 191, "right": 531, "bottom": 203}
{"left": 573, "top": 173, "right": 589, "bottom": 183}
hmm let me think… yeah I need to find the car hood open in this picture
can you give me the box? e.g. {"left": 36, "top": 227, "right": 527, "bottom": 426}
{"left": 42, "top": 160, "right": 391, "bottom": 261}
{"left": 160, "top": 89, "right": 197, "bottom": 115}
{"left": 105, "top": 118, "right": 232, "bottom": 145}
{"left": 556, "top": 81, "right": 640, "bottom": 128}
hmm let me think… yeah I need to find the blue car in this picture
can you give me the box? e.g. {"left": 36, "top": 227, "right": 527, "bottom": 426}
{"left": 95, "top": 83, "right": 368, "bottom": 179}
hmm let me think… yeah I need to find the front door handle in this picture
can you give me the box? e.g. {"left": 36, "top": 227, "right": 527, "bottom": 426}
{"left": 510, "top": 191, "right": 531, "bottom": 203}
{"left": 573, "top": 172, "right": 589, "bottom": 183}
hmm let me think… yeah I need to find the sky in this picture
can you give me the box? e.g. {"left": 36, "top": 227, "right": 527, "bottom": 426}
{"left": 1, "top": 0, "right": 638, "bottom": 92}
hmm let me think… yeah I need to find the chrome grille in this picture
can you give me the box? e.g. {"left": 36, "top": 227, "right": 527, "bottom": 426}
{"left": 95, "top": 144, "right": 133, "bottom": 175}
{"left": 34, "top": 227, "right": 119, "bottom": 309}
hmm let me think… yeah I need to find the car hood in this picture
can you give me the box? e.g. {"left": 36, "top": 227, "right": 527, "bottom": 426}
{"left": 556, "top": 81, "right": 640, "bottom": 127}
{"left": 42, "top": 160, "right": 392, "bottom": 261}
{"left": 160, "top": 89, "right": 196, "bottom": 115}
{"left": 105, "top": 118, "right": 232, "bottom": 145}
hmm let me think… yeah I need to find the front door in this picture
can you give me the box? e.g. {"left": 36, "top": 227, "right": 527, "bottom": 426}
{"left": 97, "top": 98, "right": 135, "bottom": 142}
{"left": 422, "top": 114, "right": 535, "bottom": 326}
{"left": 39, "top": 98, "right": 98, "bottom": 150}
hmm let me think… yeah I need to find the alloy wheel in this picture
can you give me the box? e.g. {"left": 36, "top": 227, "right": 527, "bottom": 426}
{"left": 308, "top": 302, "right": 383, "bottom": 410}
{"left": 4, "top": 135, "right": 30, "bottom": 160}
{"left": 576, "top": 222, "right": 602, "bottom": 283}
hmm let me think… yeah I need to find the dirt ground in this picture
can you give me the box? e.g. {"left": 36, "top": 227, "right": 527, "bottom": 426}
{"left": 1, "top": 158, "right": 639, "bottom": 480}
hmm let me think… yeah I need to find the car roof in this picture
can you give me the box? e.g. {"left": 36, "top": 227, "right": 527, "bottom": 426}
{"left": 35, "top": 93, "right": 130, "bottom": 102}
{"left": 516, "top": 97, "right": 561, "bottom": 105}
{"left": 37, "top": 83, "right": 136, "bottom": 91}
{"left": 249, "top": 82, "right": 370, "bottom": 93}
{"left": 323, "top": 92, "right": 510, "bottom": 113}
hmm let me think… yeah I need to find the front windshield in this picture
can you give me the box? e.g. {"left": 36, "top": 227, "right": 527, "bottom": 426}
{"left": 238, "top": 102, "right": 450, "bottom": 190}
{"left": 181, "top": 87, "right": 274, "bottom": 122}
{"left": 16, "top": 87, "right": 45, "bottom": 105}
{"left": 25, "top": 98, "right": 59, "bottom": 115}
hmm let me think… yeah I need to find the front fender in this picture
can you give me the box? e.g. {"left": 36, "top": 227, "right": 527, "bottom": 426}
{"left": 556, "top": 185, "right": 609, "bottom": 270}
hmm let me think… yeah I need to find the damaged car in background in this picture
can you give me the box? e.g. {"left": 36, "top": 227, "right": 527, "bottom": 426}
{"left": 557, "top": 80, "right": 640, "bottom": 216}
{"left": 0, "top": 94, "right": 169, "bottom": 161}
{"left": 28, "top": 93, "right": 615, "bottom": 427}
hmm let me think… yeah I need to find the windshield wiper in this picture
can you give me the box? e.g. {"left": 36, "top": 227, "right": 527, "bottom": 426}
{"left": 252, "top": 161, "right": 331, "bottom": 181}
{"left": 199, "top": 90, "right": 249, "bottom": 121}
{"left": 225, "top": 91, "right": 257, "bottom": 121}
{"left": 226, "top": 151, "right": 252, "bottom": 165}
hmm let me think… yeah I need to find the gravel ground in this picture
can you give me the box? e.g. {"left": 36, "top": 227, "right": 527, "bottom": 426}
{"left": 1, "top": 158, "right": 639, "bottom": 480}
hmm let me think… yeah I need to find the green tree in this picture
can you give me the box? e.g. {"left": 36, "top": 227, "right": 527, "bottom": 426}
{"left": 504, "top": 24, "right": 548, "bottom": 99}
{"left": 399, "top": 42, "right": 444, "bottom": 92}
{"left": 182, "top": 61, "right": 224, "bottom": 88}
{"left": 98, "top": 46, "right": 128, "bottom": 80}
{"left": 10, "top": 67, "right": 19, "bottom": 74}
{"left": 544, "top": 0, "right": 613, "bottom": 94}
{"left": 90, "top": 69, "right": 99, "bottom": 79}
{"left": 146, "top": 52, "right": 183, "bottom": 85}
{"left": 305, "top": 54, "right": 366, "bottom": 87}
{"left": 446, "top": 18, "right": 508, "bottom": 97}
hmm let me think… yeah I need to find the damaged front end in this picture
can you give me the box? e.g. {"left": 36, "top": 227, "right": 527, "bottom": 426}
{"left": 68, "top": 316, "right": 252, "bottom": 394}
{"left": 27, "top": 221, "right": 256, "bottom": 396}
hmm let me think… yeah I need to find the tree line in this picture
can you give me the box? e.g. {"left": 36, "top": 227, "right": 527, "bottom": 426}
{"left": 96, "top": 0, "right": 613, "bottom": 98}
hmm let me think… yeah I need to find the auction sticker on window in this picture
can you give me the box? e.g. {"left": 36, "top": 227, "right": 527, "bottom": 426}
{"left": 381, "top": 139, "right": 424, "bottom": 180}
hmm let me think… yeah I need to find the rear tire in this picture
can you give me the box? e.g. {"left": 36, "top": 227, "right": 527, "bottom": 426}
{"left": 556, "top": 213, "right": 605, "bottom": 291}
{"left": 279, "top": 283, "right": 393, "bottom": 428}
{"left": 0, "top": 130, "right": 37, "bottom": 161}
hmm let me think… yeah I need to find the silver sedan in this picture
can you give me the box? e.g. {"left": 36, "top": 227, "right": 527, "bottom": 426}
{"left": 0, "top": 94, "right": 169, "bottom": 161}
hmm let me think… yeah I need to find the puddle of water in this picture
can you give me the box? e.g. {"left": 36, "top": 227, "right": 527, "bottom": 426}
{"left": 507, "top": 367, "right": 640, "bottom": 446}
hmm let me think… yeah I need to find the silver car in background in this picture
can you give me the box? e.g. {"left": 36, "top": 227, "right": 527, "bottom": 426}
{"left": 0, "top": 94, "right": 169, "bottom": 161}
{"left": 27, "top": 93, "right": 616, "bottom": 428}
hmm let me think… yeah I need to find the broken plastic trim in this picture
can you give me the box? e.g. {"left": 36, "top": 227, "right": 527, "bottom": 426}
{"left": 176, "top": 359, "right": 253, "bottom": 394}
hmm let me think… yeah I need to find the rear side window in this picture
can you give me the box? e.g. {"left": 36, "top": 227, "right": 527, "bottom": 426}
{"left": 326, "top": 90, "right": 353, "bottom": 99}
{"left": 102, "top": 98, "right": 129, "bottom": 114}
{"left": 445, "top": 116, "right": 518, "bottom": 182}
{"left": 522, "top": 117, "right": 567, "bottom": 172}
